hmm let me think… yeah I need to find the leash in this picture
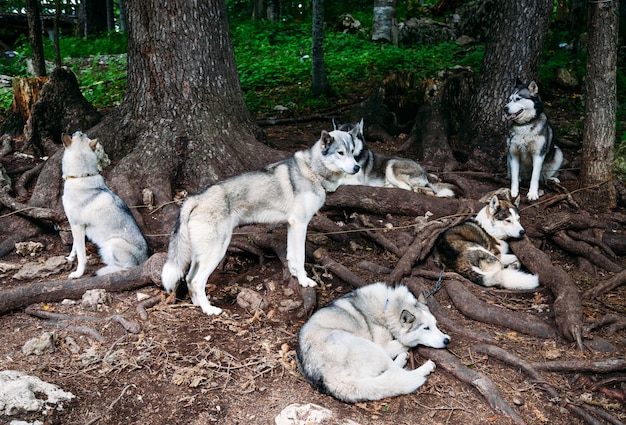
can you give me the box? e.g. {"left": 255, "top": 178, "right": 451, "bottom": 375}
{"left": 424, "top": 270, "right": 444, "bottom": 299}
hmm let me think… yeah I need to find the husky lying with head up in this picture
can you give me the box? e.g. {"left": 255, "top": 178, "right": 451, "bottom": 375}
{"left": 432, "top": 191, "right": 539, "bottom": 290}
{"left": 161, "top": 127, "right": 361, "bottom": 316}
{"left": 334, "top": 119, "right": 456, "bottom": 198}
{"left": 61, "top": 131, "right": 149, "bottom": 278}
{"left": 296, "top": 282, "right": 450, "bottom": 403}
{"left": 504, "top": 80, "right": 563, "bottom": 201}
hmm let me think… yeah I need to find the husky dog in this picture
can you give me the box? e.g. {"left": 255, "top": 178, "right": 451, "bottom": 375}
{"left": 61, "top": 131, "right": 149, "bottom": 278}
{"left": 161, "top": 128, "right": 361, "bottom": 316}
{"left": 296, "top": 282, "right": 450, "bottom": 403}
{"left": 334, "top": 119, "right": 456, "bottom": 198}
{"left": 504, "top": 80, "right": 563, "bottom": 201}
{"left": 432, "top": 191, "right": 539, "bottom": 290}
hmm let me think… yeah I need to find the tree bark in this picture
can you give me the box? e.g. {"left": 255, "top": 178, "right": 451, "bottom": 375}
{"left": 311, "top": 0, "right": 331, "bottom": 97}
{"left": 579, "top": 0, "right": 618, "bottom": 211}
{"left": 25, "top": 0, "right": 47, "bottom": 77}
{"left": 465, "top": 0, "right": 552, "bottom": 173}
{"left": 372, "top": 0, "right": 397, "bottom": 44}
{"left": 0, "top": 253, "right": 166, "bottom": 316}
{"left": 87, "top": 0, "right": 282, "bottom": 244}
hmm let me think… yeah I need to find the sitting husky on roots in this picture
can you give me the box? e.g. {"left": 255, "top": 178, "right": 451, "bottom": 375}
{"left": 62, "top": 131, "right": 149, "bottom": 278}
{"left": 432, "top": 190, "right": 539, "bottom": 290}
{"left": 296, "top": 282, "right": 450, "bottom": 403}
{"left": 161, "top": 127, "right": 361, "bottom": 316}
{"left": 334, "top": 119, "right": 457, "bottom": 198}
{"left": 504, "top": 80, "right": 563, "bottom": 201}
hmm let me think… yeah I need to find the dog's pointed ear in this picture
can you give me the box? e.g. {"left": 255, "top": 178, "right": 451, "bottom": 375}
{"left": 332, "top": 118, "right": 337, "bottom": 131}
{"left": 88, "top": 138, "right": 99, "bottom": 151}
{"left": 512, "top": 194, "right": 521, "bottom": 208}
{"left": 417, "top": 292, "right": 427, "bottom": 304}
{"left": 320, "top": 130, "right": 332, "bottom": 154}
{"left": 62, "top": 133, "right": 72, "bottom": 147}
{"left": 400, "top": 309, "right": 416, "bottom": 326}
{"left": 489, "top": 195, "right": 499, "bottom": 214}
{"left": 528, "top": 81, "right": 539, "bottom": 96}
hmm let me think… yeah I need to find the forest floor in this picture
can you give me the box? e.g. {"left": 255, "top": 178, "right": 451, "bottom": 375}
{"left": 0, "top": 115, "right": 625, "bottom": 425}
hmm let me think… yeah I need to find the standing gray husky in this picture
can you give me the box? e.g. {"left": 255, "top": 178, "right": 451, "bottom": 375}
{"left": 433, "top": 191, "right": 539, "bottom": 290}
{"left": 504, "top": 80, "right": 563, "bottom": 201}
{"left": 334, "top": 119, "right": 455, "bottom": 197}
{"left": 62, "top": 131, "right": 148, "bottom": 278}
{"left": 161, "top": 128, "right": 361, "bottom": 316}
{"left": 297, "top": 282, "right": 450, "bottom": 403}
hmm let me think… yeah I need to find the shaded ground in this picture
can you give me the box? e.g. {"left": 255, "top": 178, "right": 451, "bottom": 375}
{"left": 0, "top": 119, "right": 625, "bottom": 425}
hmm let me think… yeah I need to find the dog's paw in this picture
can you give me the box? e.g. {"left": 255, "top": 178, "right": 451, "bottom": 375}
{"left": 68, "top": 271, "right": 83, "bottom": 279}
{"left": 421, "top": 359, "right": 436, "bottom": 374}
{"left": 299, "top": 277, "right": 318, "bottom": 288}
{"left": 394, "top": 352, "right": 408, "bottom": 368}
{"left": 202, "top": 305, "right": 223, "bottom": 316}
{"left": 527, "top": 190, "right": 540, "bottom": 201}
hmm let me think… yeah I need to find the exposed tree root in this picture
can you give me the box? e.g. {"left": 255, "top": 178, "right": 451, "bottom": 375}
{"left": 586, "top": 313, "right": 626, "bottom": 335}
{"left": 312, "top": 247, "right": 367, "bottom": 288}
{"left": 0, "top": 189, "right": 65, "bottom": 223}
{"left": 531, "top": 359, "right": 626, "bottom": 373}
{"left": 444, "top": 279, "right": 557, "bottom": 339}
{"left": 0, "top": 253, "right": 166, "bottom": 315}
{"left": 473, "top": 344, "right": 609, "bottom": 425}
{"left": 417, "top": 347, "right": 526, "bottom": 425}
{"left": 551, "top": 231, "right": 622, "bottom": 273}
{"left": 583, "top": 269, "right": 626, "bottom": 300}
{"left": 25, "top": 305, "right": 141, "bottom": 334}
{"left": 509, "top": 236, "right": 583, "bottom": 345}
{"left": 403, "top": 278, "right": 497, "bottom": 344}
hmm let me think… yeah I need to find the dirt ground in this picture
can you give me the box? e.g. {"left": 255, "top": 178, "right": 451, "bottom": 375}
{"left": 0, "top": 120, "right": 625, "bottom": 425}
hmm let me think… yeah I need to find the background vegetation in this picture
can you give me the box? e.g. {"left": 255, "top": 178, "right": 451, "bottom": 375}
{"left": 0, "top": 7, "right": 624, "bottom": 176}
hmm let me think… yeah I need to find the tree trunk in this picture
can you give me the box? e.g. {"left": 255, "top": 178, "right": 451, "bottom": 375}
{"left": 465, "top": 0, "right": 552, "bottom": 173}
{"left": 25, "top": 0, "right": 47, "bottom": 77}
{"left": 372, "top": 0, "right": 397, "bottom": 44}
{"left": 88, "top": 0, "right": 281, "bottom": 248}
{"left": 311, "top": 0, "right": 331, "bottom": 97}
{"left": 579, "top": 0, "right": 618, "bottom": 211}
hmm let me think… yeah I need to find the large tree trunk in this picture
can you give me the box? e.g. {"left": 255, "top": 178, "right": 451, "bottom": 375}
{"left": 25, "top": 0, "right": 47, "bottom": 77}
{"left": 579, "top": 0, "right": 618, "bottom": 211}
{"left": 465, "top": 0, "right": 552, "bottom": 173}
{"left": 88, "top": 0, "right": 281, "bottom": 249}
{"left": 311, "top": 0, "right": 331, "bottom": 97}
{"left": 372, "top": 0, "right": 397, "bottom": 44}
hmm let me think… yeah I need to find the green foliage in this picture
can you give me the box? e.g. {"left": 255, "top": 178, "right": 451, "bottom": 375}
{"left": 233, "top": 21, "right": 483, "bottom": 115}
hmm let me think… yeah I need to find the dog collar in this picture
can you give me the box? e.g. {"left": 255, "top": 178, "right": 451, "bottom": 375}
{"left": 63, "top": 173, "right": 98, "bottom": 181}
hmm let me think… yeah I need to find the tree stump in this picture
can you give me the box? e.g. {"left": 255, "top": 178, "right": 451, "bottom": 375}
{"left": 1, "top": 76, "right": 48, "bottom": 136}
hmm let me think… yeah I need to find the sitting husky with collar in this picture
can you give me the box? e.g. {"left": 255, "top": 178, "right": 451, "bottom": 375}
{"left": 62, "top": 131, "right": 148, "bottom": 278}
{"left": 433, "top": 191, "right": 539, "bottom": 290}
{"left": 296, "top": 282, "right": 450, "bottom": 403}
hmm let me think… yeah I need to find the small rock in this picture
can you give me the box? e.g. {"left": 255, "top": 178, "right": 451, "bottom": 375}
{"left": 0, "top": 370, "right": 74, "bottom": 416}
{"left": 13, "top": 256, "right": 70, "bottom": 280}
{"left": 237, "top": 288, "right": 269, "bottom": 311}
{"left": 22, "top": 332, "right": 57, "bottom": 356}
{"left": 15, "top": 241, "right": 44, "bottom": 257}
{"left": 81, "top": 289, "right": 111, "bottom": 311}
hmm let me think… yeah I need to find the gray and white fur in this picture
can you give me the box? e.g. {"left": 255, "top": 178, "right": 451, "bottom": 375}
{"left": 62, "top": 131, "right": 148, "bottom": 278}
{"left": 504, "top": 80, "right": 563, "bottom": 201}
{"left": 297, "top": 282, "right": 450, "bottom": 403}
{"left": 161, "top": 128, "right": 361, "bottom": 316}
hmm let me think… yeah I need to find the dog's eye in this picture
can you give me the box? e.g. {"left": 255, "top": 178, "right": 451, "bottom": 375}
{"left": 337, "top": 151, "right": 345, "bottom": 156}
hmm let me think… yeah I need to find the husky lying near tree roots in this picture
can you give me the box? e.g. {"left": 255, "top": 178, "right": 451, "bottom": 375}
{"left": 161, "top": 127, "right": 361, "bottom": 316}
{"left": 334, "top": 119, "right": 457, "bottom": 198}
{"left": 296, "top": 282, "right": 450, "bottom": 402}
{"left": 433, "top": 191, "right": 539, "bottom": 290}
{"left": 61, "top": 131, "right": 148, "bottom": 278}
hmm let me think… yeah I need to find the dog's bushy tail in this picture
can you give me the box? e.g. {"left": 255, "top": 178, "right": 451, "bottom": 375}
{"left": 161, "top": 199, "right": 196, "bottom": 293}
{"left": 483, "top": 268, "right": 539, "bottom": 290}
